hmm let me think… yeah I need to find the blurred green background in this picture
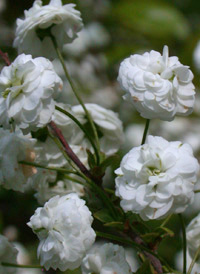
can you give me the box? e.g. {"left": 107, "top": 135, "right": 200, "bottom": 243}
{"left": 1, "top": 0, "right": 200, "bottom": 273}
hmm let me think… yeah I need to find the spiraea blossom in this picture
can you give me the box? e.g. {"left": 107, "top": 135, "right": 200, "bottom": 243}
{"left": 53, "top": 103, "right": 124, "bottom": 158}
{"left": 187, "top": 213, "right": 200, "bottom": 262}
{"left": 0, "top": 54, "right": 62, "bottom": 133}
{"left": 13, "top": 0, "right": 83, "bottom": 58}
{"left": 118, "top": 46, "right": 195, "bottom": 121}
{"left": 0, "top": 234, "right": 18, "bottom": 273}
{"left": 0, "top": 129, "right": 36, "bottom": 192}
{"left": 81, "top": 242, "right": 132, "bottom": 274}
{"left": 28, "top": 194, "right": 96, "bottom": 271}
{"left": 115, "top": 136, "right": 199, "bottom": 220}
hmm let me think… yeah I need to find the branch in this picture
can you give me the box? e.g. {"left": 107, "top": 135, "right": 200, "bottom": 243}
{"left": 0, "top": 49, "right": 11, "bottom": 66}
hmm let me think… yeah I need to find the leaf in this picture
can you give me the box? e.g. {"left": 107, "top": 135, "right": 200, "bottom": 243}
{"left": 136, "top": 260, "right": 154, "bottom": 274}
{"left": 103, "top": 221, "right": 124, "bottom": 230}
{"left": 86, "top": 149, "right": 96, "bottom": 169}
{"left": 99, "top": 154, "right": 120, "bottom": 172}
{"left": 94, "top": 209, "right": 114, "bottom": 223}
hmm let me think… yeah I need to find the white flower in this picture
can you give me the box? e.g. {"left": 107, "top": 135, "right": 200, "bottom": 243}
{"left": 53, "top": 103, "right": 124, "bottom": 158}
{"left": 0, "top": 234, "right": 18, "bottom": 274}
{"left": 0, "top": 128, "right": 37, "bottom": 192}
{"left": 187, "top": 213, "right": 200, "bottom": 262}
{"left": 115, "top": 135, "right": 199, "bottom": 220}
{"left": 13, "top": 0, "right": 83, "bottom": 58}
{"left": 28, "top": 194, "right": 96, "bottom": 271}
{"left": 0, "top": 54, "right": 62, "bottom": 133}
{"left": 81, "top": 242, "right": 132, "bottom": 274}
{"left": 118, "top": 46, "right": 195, "bottom": 121}
{"left": 176, "top": 249, "right": 200, "bottom": 274}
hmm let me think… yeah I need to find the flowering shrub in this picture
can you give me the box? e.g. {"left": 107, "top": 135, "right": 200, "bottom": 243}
{"left": 0, "top": 1, "right": 200, "bottom": 274}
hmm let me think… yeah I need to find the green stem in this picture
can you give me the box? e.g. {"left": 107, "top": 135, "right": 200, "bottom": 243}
{"left": 160, "top": 214, "right": 173, "bottom": 228}
{"left": 55, "top": 105, "right": 99, "bottom": 164}
{"left": 19, "top": 160, "right": 79, "bottom": 176}
{"left": 1, "top": 262, "right": 43, "bottom": 269}
{"left": 179, "top": 214, "right": 187, "bottom": 274}
{"left": 50, "top": 35, "right": 100, "bottom": 164}
{"left": 63, "top": 174, "right": 85, "bottom": 186}
{"left": 194, "top": 189, "right": 200, "bottom": 193}
{"left": 187, "top": 245, "right": 200, "bottom": 274}
{"left": 141, "top": 119, "right": 150, "bottom": 145}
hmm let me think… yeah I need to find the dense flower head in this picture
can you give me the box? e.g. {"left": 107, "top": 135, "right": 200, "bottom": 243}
{"left": 187, "top": 213, "right": 200, "bottom": 262}
{"left": 118, "top": 46, "right": 195, "bottom": 121}
{"left": 28, "top": 194, "right": 96, "bottom": 271}
{"left": 81, "top": 242, "right": 132, "bottom": 274}
{"left": 14, "top": 0, "right": 83, "bottom": 58}
{"left": 115, "top": 135, "right": 199, "bottom": 220}
{"left": 53, "top": 103, "right": 124, "bottom": 159}
{"left": 0, "top": 234, "right": 18, "bottom": 273}
{"left": 0, "top": 128, "right": 36, "bottom": 192}
{"left": 0, "top": 54, "right": 62, "bottom": 133}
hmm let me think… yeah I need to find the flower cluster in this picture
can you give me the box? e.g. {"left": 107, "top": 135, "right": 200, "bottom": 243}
{"left": 115, "top": 135, "right": 199, "bottom": 220}
{"left": 118, "top": 46, "right": 195, "bottom": 121}
{"left": 28, "top": 194, "right": 96, "bottom": 271}
{"left": 14, "top": 0, "right": 83, "bottom": 58}
{"left": 0, "top": 54, "right": 62, "bottom": 133}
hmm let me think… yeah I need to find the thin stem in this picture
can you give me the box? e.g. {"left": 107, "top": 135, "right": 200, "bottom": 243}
{"left": 55, "top": 105, "right": 99, "bottom": 164}
{"left": 194, "top": 189, "right": 200, "bottom": 193}
{"left": 50, "top": 35, "right": 100, "bottom": 162}
{"left": 1, "top": 262, "right": 43, "bottom": 269}
{"left": 187, "top": 245, "right": 200, "bottom": 274}
{"left": 141, "top": 119, "right": 150, "bottom": 145}
{"left": 160, "top": 214, "right": 173, "bottom": 228}
{"left": 179, "top": 214, "right": 187, "bottom": 274}
{"left": 63, "top": 174, "right": 85, "bottom": 186}
{"left": 19, "top": 160, "right": 79, "bottom": 175}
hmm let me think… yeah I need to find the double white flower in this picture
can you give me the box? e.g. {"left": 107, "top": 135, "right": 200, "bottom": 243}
{"left": 14, "top": 0, "right": 83, "bottom": 58}
{"left": 0, "top": 129, "right": 36, "bottom": 192}
{"left": 115, "top": 136, "right": 199, "bottom": 220}
{"left": 28, "top": 194, "right": 96, "bottom": 271}
{"left": 81, "top": 242, "right": 132, "bottom": 274}
{"left": 0, "top": 54, "right": 62, "bottom": 133}
{"left": 118, "top": 46, "right": 195, "bottom": 121}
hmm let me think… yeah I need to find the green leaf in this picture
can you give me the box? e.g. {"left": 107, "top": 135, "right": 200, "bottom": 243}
{"left": 86, "top": 149, "right": 96, "bottom": 169}
{"left": 103, "top": 221, "right": 124, "bottom": 230}
{"left": 99, "top": 154, "right": 120, "bottom": 171}
{"left": 136, "top": 260, "right": 154, "bottom": 274}
{"left": 94, "top": 209, "right": 114, "bottom": 223}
